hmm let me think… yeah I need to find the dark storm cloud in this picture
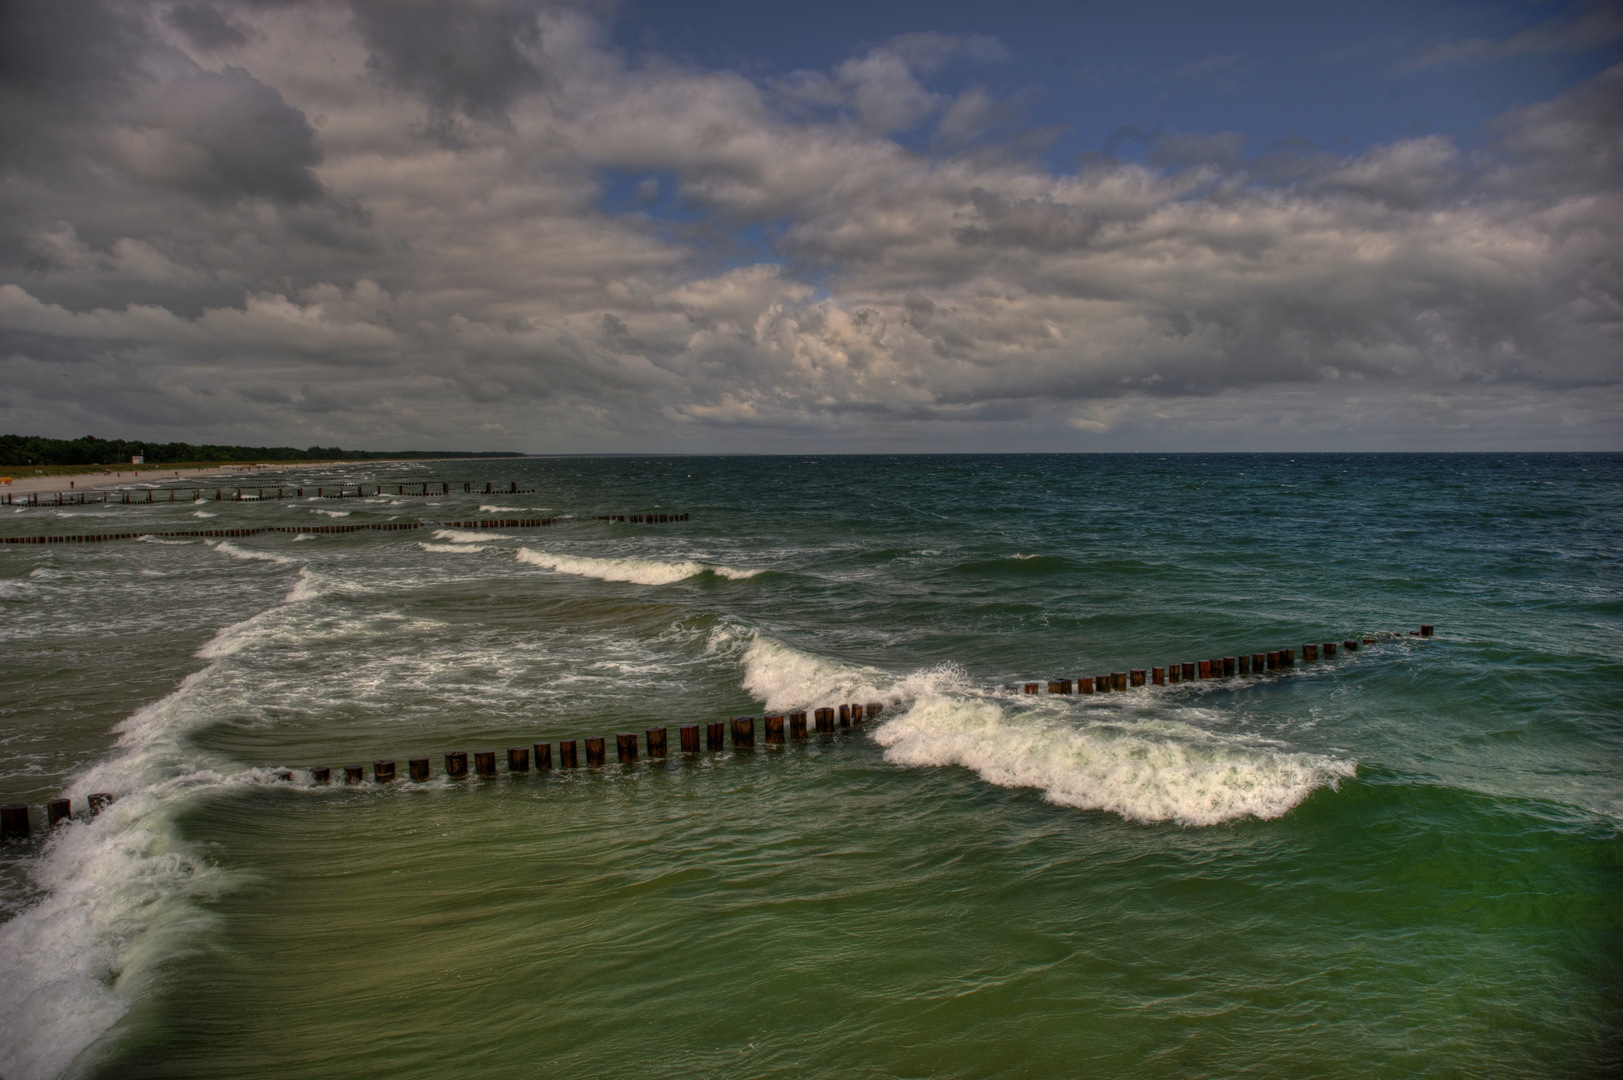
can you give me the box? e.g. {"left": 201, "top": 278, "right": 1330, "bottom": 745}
{"left": 348, "top": 0, "right": 546, "bottom": 124}
{"left": 163, "top": 2, "right": 252, "bottom": 51}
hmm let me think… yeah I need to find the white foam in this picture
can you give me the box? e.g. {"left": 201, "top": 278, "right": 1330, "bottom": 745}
{"left": 312, "top": 509, "right": 350, "bottom": 518}
{"left": 736, "top": 632, "right": 1354, "bottom": 827}
{"left": 210, "top": 541, "right": 297, "bottom": 566}
{"left": 516, "top": 548, "right": 761, "bottom": 585}
{"left": 190, "top": 511, "right": 216, "bottom": 518}
{"left": 419, "top": 542, "right": 485, "bottom": 553}
{"left": 0, "top": 567, "right": 327, "bottom": 1080}
{"left": 478, "top": 505, "right": 520, "bottom": 512}
{"left": 434, "top": 528, "right": 509, "bottom": 543}
{"left": 137, "top": 536, "right": 196, "bottom": 546}
{"left": 1009, "top": 553, "right": 1040, "bottom": 560}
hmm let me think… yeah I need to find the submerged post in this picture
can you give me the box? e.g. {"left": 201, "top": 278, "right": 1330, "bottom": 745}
{"left": 508, "top": 746, "right": 530, "bottom": 772}
{"left": 789, "top": 711, "right": 808, "bottom": 739}
{"left": 47, "top": 798, "right": 71, "bottom": 827}
{"left": 445, "top": 751, "right": 469, "bottom": 778}
{"left": 616, "top": 734, "right": 637, "bottom": 763}
{"left": 866, "top": 703, "right": 883, "bottom": 719}
{"left": 707, "top": 721, "right": 725, "bottom": 750}
{"left": 474, "top": 751, "right": 497, "bottom": 776}
{"left": 1129, "top": 669, "right": 1146, "bottom": 687}
{"left": 1079, "top": 676, "right": 1095, "bottom": 693}
{"left": 534, "top": 743, "right": 553, "bottom": 770}
{"left": 585, "top": 737, "right": 606, "bottom": 766}
{"left": 374, "top": 760, "right": 395, "bottom": 783}
{"left": 344, "top": 765, "right": 364, "bottom": 784}
{"left": 1251, "top": 652, "right": 1266, "bottom": 673}
{"left": 814, "top": 707, "right": 834, "bottom": 733}
{"left": 409, "top": 758, "right": 430, "bottom": 782}
{"left": 309, "top": 768, "right": 331, "bottom": 786}
{"left": 558, "top": 740, "right": 579, "bottom": 769}
{"left": 1152, "top": 667, "right": 1165, "bottom": 686}
{"left": 1223, "top": 657, "right": 1236, "bottom": 677}
{"left": 680, "top": 724, "right": 701, "bottom": 752}
{"left": 765, "top": 715, "right": 785, "bottom": 743}
{"left": 1238, "top": 655, "right": 1251, "bottom": 676}
{"left": 1181, "top": 662, "right": 1196, "bottom": 682}
{"left": 732, "top": 716, "right": 755, "bottom": 748}
{"left": 1303, "top": 643, "right": 1318, "bottom": 662}
{"left": 1421, "top": 625, "right": 1434, "bottom": 636}
{"left": 646, "top": 727, "right": 668, "bottom": 757}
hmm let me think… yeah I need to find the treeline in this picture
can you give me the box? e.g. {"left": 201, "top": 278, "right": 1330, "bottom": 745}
{"left": 0, "top": 434, "right": 524, "bottom": 467}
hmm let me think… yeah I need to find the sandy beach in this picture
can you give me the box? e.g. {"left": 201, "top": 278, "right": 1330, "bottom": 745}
{"left": 0, "top": 463, "right": 300, "bottom": 499}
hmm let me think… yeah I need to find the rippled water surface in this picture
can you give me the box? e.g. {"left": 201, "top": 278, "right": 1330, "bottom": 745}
{"left": 1, "top": 454, "right": 1619, "bottom": 1079}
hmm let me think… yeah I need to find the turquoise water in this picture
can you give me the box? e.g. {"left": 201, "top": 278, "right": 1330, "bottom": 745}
{"left": 1, "top": 454, "right": 1618, "bottom": 1078}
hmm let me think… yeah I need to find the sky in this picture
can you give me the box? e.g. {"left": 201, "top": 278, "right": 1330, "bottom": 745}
{"left": 1, "top": 0, "right": 1619, "bottom": 453}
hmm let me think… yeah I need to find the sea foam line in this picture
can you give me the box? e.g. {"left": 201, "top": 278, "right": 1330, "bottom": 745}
{"left": 0, "top": 567, "right": 318, "bottom": 1080}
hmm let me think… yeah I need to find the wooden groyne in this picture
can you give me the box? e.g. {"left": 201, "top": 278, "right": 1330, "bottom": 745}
{"left": 6, "top": 480, "right": 542, "bottom": 506}
{"left": 1008, "top": 625, "right": 1434, "bottom": 696}
{"left": 0, "top": 513, "right": 689, "bottom": 545}
{"left": 0, "top": 627, "right": 1439, "bottom": 838}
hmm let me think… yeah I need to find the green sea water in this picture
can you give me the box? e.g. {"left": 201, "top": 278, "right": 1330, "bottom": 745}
{"left": 1, "top": 454, "right": 1619, "bottom": 1078}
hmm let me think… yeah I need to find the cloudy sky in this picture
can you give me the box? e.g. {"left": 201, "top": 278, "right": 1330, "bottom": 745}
{"left": 1, "top": 0, "right": 1618, "bottom": 452}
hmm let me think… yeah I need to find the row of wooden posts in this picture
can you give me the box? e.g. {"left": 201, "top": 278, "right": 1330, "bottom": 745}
{"left": 294, "top": 704, "right": 886, "bottom": 787}
{"left": 0, "top": 514, "right": 688, "bottom": 544}
{"left": 3, "top": 481, "right": 543, "bottom": 506}
{"left": 1010, "top": 626, "right": 1434, "bottom": 696}
{"left": 0, "top": 793, "right": 114, "bottom": 840}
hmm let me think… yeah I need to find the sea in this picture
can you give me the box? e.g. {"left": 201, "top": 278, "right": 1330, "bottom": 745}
{"left": 1, "top": 453, "right": 1618, "bottom": 1079}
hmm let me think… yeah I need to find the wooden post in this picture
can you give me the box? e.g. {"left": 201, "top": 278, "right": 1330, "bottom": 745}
{"left": 508, "top": 746, "right": 530, "bottom": 772}
{"left": 310, "top": 767, "right": 331, "bottom": 785}
{"left": 838, "top": 704, "right": 852, "bottom": 726}
{"left": 1129, "top": 669, "right": 1146, "bottom": 687}
{"left": 1266, "top": 651, "right": 1279, "bottom": 671}
{"left": 789, "top": 711, "right": 808, "bottom": 739}
{"left": 475, "top": 751, "right": 497, "bottom": 776}
{"left": 534, "top": 743, "right": 553, "bottom": 770}
{"left": 1420, "top": 625, "right": 1433, "bottom": 636}
{"left": 732, "top": 716, "right": 756, "bottom": 748}
{"left": 1280, "top": 649, "right": 1294, "bottom": 667}
{"left": 558, "top": 740, "right": 578, "bottom": 769}
{"left": 1048, "top": 680, "right": 1068, "bottom": 694}
{"left": 1079, "top": 676, "right": 1094, "bottom": 693}
{"left": 1, "top": 805, "right": 28, "bottom": 839}
{"left": 1238, "top": 655, "right": 1251, "bottom": 676}
{"left": 814, "top": 707, "right": 834, "bottom": 733}
{"left": 1023, "top": 683, "right": 1040, "bottom": 694}
{"left": 680, "top": 724, "right": 701, "bottom": 752}
{"left": 409, "top": 758, "right": 430, "bottom": 781}
{"left": 616, "top": 733, "right": 638, "bottom": 763}
{"left": 445, "top": 751, "right": 469, "bottom": 778}
{"left": 1323, "top": 641, "right": 1336, "bottom": 657}
{"left": 344, "top": 765, "right": 363, "bottom": 784}
{"left": 1151, "top": 667, "right": 1165, "bottom": 686}
{"left": 646, "top": 727, "right": 668, "bottom": 757}
{"left": 1222, "top": 657, "right": 1236, "bottom": 677}
{"left": 1181, "top": 662, "right": 1196, "bottom": 682}
{"left": 1303, "top": 643, "right": 1318, "bottom": 661}
{"left": 585, "top": 738, "right": 606, "bottom": 766}
{"left": 374, "top": 760, "right": 395, "bottom": 783}
{"left": 1251, "top": 653, "right": 1266, "bottom": 673}
{"left": 89, "top": 792, "right": 115, "bottom": 813}
{"left": 866, "top": 703, "right": 883, "bottom": 719}
{"left": 47, "top": 798, "right": 71, "bottom": 827}
{"left": 765, "top": 714, "right": 785, "bottom": 743}
{"left": 707, "top": 721, "right": 725, "bottom": 750}
{"left": 274, "top": 770, "right": 293, "bottom": 782}
{"left": 1343, "top": 639, "right": 1359, "bottom": 651}
{"left": 1198, "top": 660, "right": 1212, "bottom": 679}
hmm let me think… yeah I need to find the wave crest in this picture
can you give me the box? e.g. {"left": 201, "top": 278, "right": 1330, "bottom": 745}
{"left": 516, "top": 548, "right": 759, "bottom": 585}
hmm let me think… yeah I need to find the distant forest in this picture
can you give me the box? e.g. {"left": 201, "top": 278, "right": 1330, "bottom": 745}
{"left": 0, "top": 434, "right": 524, "bottom": 467}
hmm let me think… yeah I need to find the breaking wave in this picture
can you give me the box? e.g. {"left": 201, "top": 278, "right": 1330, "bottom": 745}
{"left": 735, "top": 632, "right": 1354, "bottom": 828}
{"left": 516, "top": 548, "right": 761, "bottom": 585}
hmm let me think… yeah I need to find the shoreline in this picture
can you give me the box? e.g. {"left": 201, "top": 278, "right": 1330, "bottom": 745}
{"left": 0, "top": 459, "right": 462, "bottom": 499}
